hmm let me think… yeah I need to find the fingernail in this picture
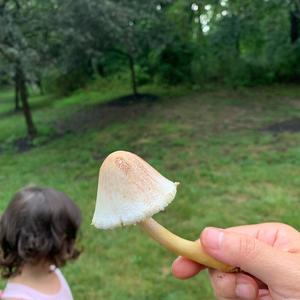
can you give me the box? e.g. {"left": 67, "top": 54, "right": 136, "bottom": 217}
{"left": 235, "top": 283, "right": 256, "bottom": 299}
{"left": 173, "top": 256, "right": 182, "bottom": 263}
{"left": 258, "top": 289, "right": 269, "bottom": 297}
{"left": 202, "top": 228, "right": 224, "bottom": 250}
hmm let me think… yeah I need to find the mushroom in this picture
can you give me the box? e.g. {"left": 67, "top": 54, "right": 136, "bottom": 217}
{"left": 92, "top": 150, "right": 237, "bottom": 272}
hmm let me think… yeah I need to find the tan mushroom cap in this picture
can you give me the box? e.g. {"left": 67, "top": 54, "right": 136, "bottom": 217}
{"left": 92, "top": 150, "right": 178, "bottom": 229}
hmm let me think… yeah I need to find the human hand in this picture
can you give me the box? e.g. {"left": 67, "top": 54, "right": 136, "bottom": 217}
{"left": 172, "top": 223, "right": 300, "bottom": 300}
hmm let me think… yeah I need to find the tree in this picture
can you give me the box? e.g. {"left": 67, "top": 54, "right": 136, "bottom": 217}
{"left": 0, "top": 0, "right": 59, "bottom": 137}
{"left": 0, "top": 1, "right": 36, "bottom": 137}
{"left": 54, "top": 0, "right": 171, "bottom": 96}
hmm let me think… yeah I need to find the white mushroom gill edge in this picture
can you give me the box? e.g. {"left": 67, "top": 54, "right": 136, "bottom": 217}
{"left": 91, "top": 182, "right": 179, "bottom": 229}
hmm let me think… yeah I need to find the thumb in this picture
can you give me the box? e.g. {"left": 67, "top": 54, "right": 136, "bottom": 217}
{"left": 201, "top": 227, "right": 295, "bottom": 285}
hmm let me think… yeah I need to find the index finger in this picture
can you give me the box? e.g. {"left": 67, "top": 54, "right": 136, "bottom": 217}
{"left": 172, "top": 256, "right": 206, "bottom": 279}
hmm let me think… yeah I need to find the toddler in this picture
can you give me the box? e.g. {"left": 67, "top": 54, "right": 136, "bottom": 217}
{"left": 0, "top": 186, "right": 82, "bottom": 300}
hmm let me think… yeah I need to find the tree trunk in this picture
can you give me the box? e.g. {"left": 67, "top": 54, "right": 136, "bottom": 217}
{"left": 290, "top": 10, "right": 299, "bottom": 44}
{"left": 14, "top": 69, "right": 21, "bottom": 111}
{"left": 128, "top": 54, "right": 138, "bottom": 97}
{"left": 17, "top": 65, "right": 37, "bottom": 138}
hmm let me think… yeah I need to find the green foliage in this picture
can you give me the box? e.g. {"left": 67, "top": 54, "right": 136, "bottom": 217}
{"left": 44, "top": 68, "right": 92, "bottom": 96}
{"left": 2, "top": 0, "right": 300, "bottom": 93}
{"left": 135, "top": 65, "right": 152, "bottom": 85}
{"left": 272, "top": 42, "right": 300, "bottom": 81}
{"left": 222, "top": 60, "right": 272, "bottom": 87}
{"left": 150, "top": 40, "right": 194, "bottom": 84}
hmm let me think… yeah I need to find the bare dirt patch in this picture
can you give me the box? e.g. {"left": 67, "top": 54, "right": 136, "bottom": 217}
{"left": 55, "top": 93, "right": 158, "bottom": 134}
{"left": 8, "top": 93, "right": 158, "bottom": 152}
{"left": 264, "top": 118, "right": 300, "bottom": 133}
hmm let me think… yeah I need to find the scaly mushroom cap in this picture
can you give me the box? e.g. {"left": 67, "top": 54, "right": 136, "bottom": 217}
{"left": 92, "top": 151, "right": 178, "bottom": 229}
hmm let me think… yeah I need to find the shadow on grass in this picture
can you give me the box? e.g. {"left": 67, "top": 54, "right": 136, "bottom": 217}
{"left": 0, "top": 109, "right": 22, "bottom": 118}
{"left": 264, "top": 118, "right": 300, "bottom": 133}
{"left": 107, "top": 93, "right": 158, "bottom": 106}
{"left": 54, "top": 93, "right": 159, "bottom": 135}
{"left": 7, "top": 93, "right": 159, "bottom": 153}
{"left": 0, "top": 94, "right": 57, "bottom": 119}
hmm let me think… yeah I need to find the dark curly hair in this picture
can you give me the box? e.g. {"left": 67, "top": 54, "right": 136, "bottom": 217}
{"left": 0, "top": 186, "right": 82, "bottom": 278}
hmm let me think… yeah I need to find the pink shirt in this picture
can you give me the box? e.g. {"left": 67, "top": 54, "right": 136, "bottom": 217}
{"left": 1, "top": 268, "right": 73, "bottom": 300}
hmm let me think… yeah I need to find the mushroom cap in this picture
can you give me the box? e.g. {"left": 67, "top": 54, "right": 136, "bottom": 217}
{"left": 92, "top": 150, "right": 178, "bottom": 229}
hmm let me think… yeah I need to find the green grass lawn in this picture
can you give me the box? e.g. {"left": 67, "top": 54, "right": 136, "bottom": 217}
{"left": 0, "top": 83, "right": 300, "bottom": 299}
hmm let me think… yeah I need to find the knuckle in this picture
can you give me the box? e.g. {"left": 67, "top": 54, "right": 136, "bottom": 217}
{"left": 280, "top": 223, "right": 295, "bottom": 233}
{"left": 210, "top": 270, "right": 225, "bottom": 286}
{"left": 239, "top": 236, "right": 258, "bottom": 259}
{"left": 210, "top": 272, "right": 235, "bottom": 298}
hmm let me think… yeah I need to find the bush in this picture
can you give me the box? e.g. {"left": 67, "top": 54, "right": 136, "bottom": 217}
{"left": 272, "top": 42, "right": 300, "bottom": 82}
{"left": 135, "top": 65, "right": 151, "bottom": 85}
{"left": 149, "top": 40, "right": 194, "bottom": 85}
{"left": 44, "top": 68, "right": 91, "bottom": 96}
{"left": 224, "top": 59, "right": 274, "bottom": 87}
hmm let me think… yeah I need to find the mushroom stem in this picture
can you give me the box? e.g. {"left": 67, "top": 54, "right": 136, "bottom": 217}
{"left": 140, "top": 217, "right": 238, "bottom": 272}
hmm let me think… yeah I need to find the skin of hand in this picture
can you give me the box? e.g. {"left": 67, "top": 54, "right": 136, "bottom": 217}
{"left": 172, "top": 223, "right": 300, "bottom": 300}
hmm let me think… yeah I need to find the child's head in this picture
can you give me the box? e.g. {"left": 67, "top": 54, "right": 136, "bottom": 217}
{"left": 0, "top": 186, "right": 82, "bottom": 278}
